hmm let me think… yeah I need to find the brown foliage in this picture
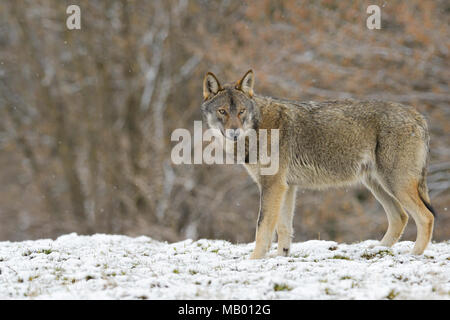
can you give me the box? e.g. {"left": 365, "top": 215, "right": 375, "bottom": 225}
{"left": 0, "top": 0, "right": 448, "bottom": 243}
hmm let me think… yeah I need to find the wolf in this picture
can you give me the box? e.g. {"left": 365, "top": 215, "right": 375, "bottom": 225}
{"left": 201, "top": 69, "right": 436, "bottom": 259}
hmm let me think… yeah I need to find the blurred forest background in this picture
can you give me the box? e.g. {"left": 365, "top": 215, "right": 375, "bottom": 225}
{"left": 0, "top": 0, "right": 448, "bottom": 244}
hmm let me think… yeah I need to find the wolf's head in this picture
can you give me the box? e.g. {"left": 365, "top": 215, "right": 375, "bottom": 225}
{"left": 201, "top": 70, "right": 259, "bottom": 141}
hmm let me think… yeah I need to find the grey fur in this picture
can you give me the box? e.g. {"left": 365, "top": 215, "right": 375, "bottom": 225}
{"left": 201, "top": 70, "right": 435, "bottom": 259}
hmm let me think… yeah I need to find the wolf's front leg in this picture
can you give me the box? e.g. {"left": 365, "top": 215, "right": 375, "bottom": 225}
{"left": 276, "top": 186, "right": 297, "bottom": 256}
{"left": 250, "top": 180, "right": 287, "bottom": 259}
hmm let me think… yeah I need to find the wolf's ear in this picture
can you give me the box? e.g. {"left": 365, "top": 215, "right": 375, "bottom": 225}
{"left": 203, "top": 72, "right": 222, "bottom": 100}
{"left": 236, "top": 69, "right": 254, "bottom": 97}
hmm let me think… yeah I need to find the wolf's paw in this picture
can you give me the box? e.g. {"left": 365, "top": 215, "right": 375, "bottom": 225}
{"left": 410, "top": 246, "right": 425, "bottom": 255}
{"left": 250, "top": 252, "right": 265, "bottom": 260}
{"left": 277, "top": 247, "right": 290, "bottom": 257}
{"left": 379, "top": 240, "right": 396, "bottom": 248}
{"left": 367, "top": 241, "right": 383, "bottom": 249}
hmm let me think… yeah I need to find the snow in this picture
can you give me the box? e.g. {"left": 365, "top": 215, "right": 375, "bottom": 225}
{"left": 0, "top": 233, "right": 449, "bottom": 299}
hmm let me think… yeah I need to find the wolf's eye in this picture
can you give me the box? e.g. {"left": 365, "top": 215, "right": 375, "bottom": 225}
{"left": 239, "top": 109, "right": 246, "bottom": 115}
{"left": 218, "top": 109, "right": 226, "bottom": 115}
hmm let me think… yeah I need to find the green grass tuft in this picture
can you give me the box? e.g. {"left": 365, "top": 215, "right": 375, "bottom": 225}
{"left": 273, "top": 283, "right": 292, "bottom": 291}
{"left": 331, "top": 255, "right": 350, "bottom": 260}
{"left": 386, "top": 289, "right": 399, "bottom": 300}
{"left": 361, "top": 249, "right": 394, "bottom": 260}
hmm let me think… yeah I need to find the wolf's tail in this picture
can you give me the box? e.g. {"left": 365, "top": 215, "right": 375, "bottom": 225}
{"left": 418, "top": 167, "right": 437, "bottom": 217}
{"left": 416, "top": 118, "right": 437, "bottom": 217}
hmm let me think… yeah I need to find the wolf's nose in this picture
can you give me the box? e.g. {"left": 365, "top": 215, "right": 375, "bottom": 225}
{"left": 227, "top": 129, "right": 240, "bottom": 141}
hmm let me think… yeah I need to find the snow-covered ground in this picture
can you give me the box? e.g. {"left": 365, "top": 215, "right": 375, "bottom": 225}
{"left": 0, "top": 233, "right": 448, "bottom": 299}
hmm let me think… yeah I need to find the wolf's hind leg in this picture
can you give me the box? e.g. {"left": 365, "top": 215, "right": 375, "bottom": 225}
{"left": 363, "top": 177, "right": 408, "bottom": 247}
{"left": 276, "top": 186, "right": 297, "bottom": 256}
{"left": 392, "top": 182, "right": 434, "bottom": 255}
